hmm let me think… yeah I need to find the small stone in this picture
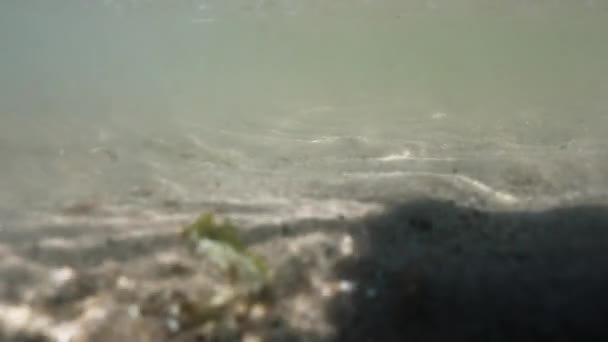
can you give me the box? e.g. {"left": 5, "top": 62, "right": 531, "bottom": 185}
{"left": 115, "top": 276, "right": 135, "bottom": 291}
{"left": 210, "top": 288, "right": 236, "bottom": 307}
{"left": 242, "top": 333, "right": 262, "bottom": 342}
{"left": 320, "top": 284, "right": 334, "bottom": 298}
{"left": 49, "top": 267, "right": 76, "bottom": 287}
{"left": 233, "top": 301, "right": 249, "bottom": 318}
{"left": 127, "top": 305, "right": 140, "bottom": 319}
{"left": 337, "top": 280, "right": 356, "bottom": 293}
{"left": 339, "top": 235, "right": 354, "bottom": 256}
{"left": 248, "top": 303, "right": 267, "bottom": 321}
{"left": 166, "top": 317, "right": 180, "bottom": 333}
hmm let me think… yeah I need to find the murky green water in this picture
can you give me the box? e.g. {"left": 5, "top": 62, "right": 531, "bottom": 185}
{"left": 1, "top": 1, "right": 608, "bottom": 220}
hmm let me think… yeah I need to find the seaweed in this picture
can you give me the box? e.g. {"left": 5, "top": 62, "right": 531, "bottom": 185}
{"left": 181, "top": 212, "right": 270, "bottom": 284}
{"left": 182, "top": 213, "right": 245, "bottom": 251}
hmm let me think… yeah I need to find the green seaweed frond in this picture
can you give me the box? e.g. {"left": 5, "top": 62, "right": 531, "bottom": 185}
{"left": 182, "top": 212, "right": 245, "bottom": 251}
{"left": 181, "top": 212, "right": 271, "bottom": 281}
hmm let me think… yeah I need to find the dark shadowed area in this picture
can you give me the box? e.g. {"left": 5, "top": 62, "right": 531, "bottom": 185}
{"left": 327, "top": 199, "right": 608, "bottom": 341}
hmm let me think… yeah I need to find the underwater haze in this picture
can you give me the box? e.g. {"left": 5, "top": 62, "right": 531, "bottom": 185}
{"left": 1, "top": 0, "right": 608, "bottom": 222}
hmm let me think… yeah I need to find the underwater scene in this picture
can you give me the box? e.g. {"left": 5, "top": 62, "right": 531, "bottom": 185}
{"left": 1, "top": 1, "right": 608, "bottom": 341}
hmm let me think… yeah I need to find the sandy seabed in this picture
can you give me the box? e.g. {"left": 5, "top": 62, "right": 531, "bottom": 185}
{"left": 1, "top": 187, "right": 608, "bottom": 342}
